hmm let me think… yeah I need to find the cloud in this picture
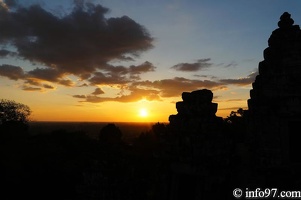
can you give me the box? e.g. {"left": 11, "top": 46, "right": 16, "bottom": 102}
{"left": 193, "top": 74, "right": 217, "bottom": 79}
{"left": 24, "top": 78, "right": 41, "bottom": 86}
{"left": 3, "top": 0, "right": 17, "bottom": 8}
{"left": 219, "top": 71, "right": 258, "bottom": 86}
{"left": 91, "top": 87, "right": 104, "bottom": 95}
{"left": 0, "top": 0, "right": 153, "bottom": 86}
{"left": 133, "top": 77, "right": 226, "bottom": 98}
{"left": 0, "top": 64, "right": 73, "bottom": 87}
{"left": 73, "top": 94, "right": 86, "bottom": 99}
{"left": 88, "top": 71, "right": 129, "bottom": 85}
{"left": 0, "top": 64, "right": 25, "bottom": 80}
{"left": 0, "top": 49, "right": 17, "bottom": 57}
{"left": 89, "top": 61, "right": 156, "bottom": 85}
{"left": 129, "top": 61, "right": 156, "bottom": 75}
{"left": 28, "top": 68, "right": 65, "bottom": 82}
{"left": 77, "top": 86, "right": 160, "bottom": 103}
{"left": 78, "top": 83, "right": 89, "bottom": 87}
{"left": 171, "top": 58, "right": 212, "bottom": 72}
{"left": 224, "top": 61, "right": 238, "bottom": 68}
{"left": 77, "top": 76, "right": 227, "bottom": 103}
{"left": 74, "top": 71, "right": 257, "bottom": 103}
{"left": 22, "top": 85, "right": 41, "bottom": 91}
{"left": 43, "top": 84, "right": 54, "bottom": 89}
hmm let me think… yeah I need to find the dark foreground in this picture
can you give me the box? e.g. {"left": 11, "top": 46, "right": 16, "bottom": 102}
{"left": 1, "top": 120, "right": 301, "bottom": 200}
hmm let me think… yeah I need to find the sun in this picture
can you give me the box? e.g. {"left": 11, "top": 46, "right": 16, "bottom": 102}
{"left": 139, "top": 108, "right": 148, "bottom": 117}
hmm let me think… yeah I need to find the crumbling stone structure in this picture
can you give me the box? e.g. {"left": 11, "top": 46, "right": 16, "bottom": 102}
{"left": 248, "top": 12, "right": 301, "bottom": 169}
{"left": 168, "top": 89, "right": 231, "bottom": 199}
{"left": 169, "top": 89, "right": 222, "bottom": 135}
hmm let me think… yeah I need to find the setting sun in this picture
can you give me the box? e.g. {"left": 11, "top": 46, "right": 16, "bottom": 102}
{"left": 139, "top": 108, "right": 148, "bottom": 117}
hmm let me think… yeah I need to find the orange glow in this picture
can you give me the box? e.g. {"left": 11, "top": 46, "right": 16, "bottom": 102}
{"left": 0, "top": 81, "right": 243, "bottom": 122}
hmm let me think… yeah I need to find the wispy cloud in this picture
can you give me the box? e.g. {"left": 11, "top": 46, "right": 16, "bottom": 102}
{"left": 72, "top": 70, "right": 257, "bottom": 103}
{"left": 219, "top": 71, "right": 258, "bottom": 86}
{"left": 22, "top": 85, "right": 42, "bottom": 91}
{"left": 170, "top": 58, "right": 212, "bottom": 72}
{"left": 80, "top": 87, "right": 161, "bottom": 103}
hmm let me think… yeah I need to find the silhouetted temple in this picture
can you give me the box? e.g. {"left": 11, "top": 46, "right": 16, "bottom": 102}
{"left": 248, "top": 12, "right": 301, "bottom": 167}
{"left": 169, "top": 89, "right": 223, "bottom": 134}
{"left": 168, "top": 89, "right": 230, "bottom": 199}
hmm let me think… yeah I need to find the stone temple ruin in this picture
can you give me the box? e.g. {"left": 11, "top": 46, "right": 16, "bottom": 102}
{"left": 167, "top": 12, "right": 301, "bottom": 199}
{"left": 169, "top": 89, "right": 223, "bottom": 135}
{"left": 248, "top": 12, "right": 301, "bottom": 166}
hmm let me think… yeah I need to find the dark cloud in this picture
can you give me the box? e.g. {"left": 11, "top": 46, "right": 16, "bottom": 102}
{"left": 28, "top": 68, "right": 63, "bottom": 82}
{"left": 0, "top": 49, "right": 17, "bottom": 57}
{"left": 82, "top": 87, "right": 160, "bottom": 103}
{"left": 133, "top": 77, "right": 226, "bottom": 98}
{"left": 27, "top": 68, "right": 74, "bottom": 86}
{"left": 78, "top": 83, "right": 89, "bottom": 87}
{"left": 74, "top": 72, "right": 257, "bottom": 103}
{"left": 224, "top": 61, "right": 238, "bottom": 68}
{"left": 43, "top": 84, "right": 54, "bottom": 89}
{"left": 4, "top": 0, "right": 17, "bottom": 7}
{"left": 0, "top": 0, "right": 153, "bottom": 83}
{"left": 73, "top": 94, "right": 86, "bottom": 99}
{"left": 219, "top": 71, "right": 258, "bottom": 86}
{"left": 217, "top": 61, "right": 239, "bottom": 68}
{"left": 89, "top": 61, "right": 156, "bottom": 85}
{"left": 171, "top": 58, "right": 212, "bottom": 72}
{"left": 193, "top": 74, "right": 217, "bottom": 79}
{"left": 91, "top": 87, "right": 104, "bottom": 95}
{"left": 0, "top": 64, "right": 25, "bottom": 80}
{"left": 22, "top": 85, "right": 41, "bottom": 91}
{"left": 24, "top": 78, "right": 41, "bottom": 86}
{"left": 129, "top": 61, "right": 155, "bottom": 75}
{"left": 89, "top": 71, "right": 129, "bottom": 85}
{"left": 78, "top": 76, "right": 226, "bottom": 103}
{"left": 0, "top": 64, "right": 73, "bottom": 87}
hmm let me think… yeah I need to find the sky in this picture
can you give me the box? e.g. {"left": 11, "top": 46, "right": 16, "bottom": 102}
{"left": 1, "top": 0, "right": 301, "bottom": 122}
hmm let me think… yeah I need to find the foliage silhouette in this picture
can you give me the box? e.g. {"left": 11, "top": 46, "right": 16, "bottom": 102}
{"left": 0, "top": 99, "right": 31, "bottom": 124}
{"left": 98, "top": 123, "right": 123, "bottom": 145}
{"left": 0, "top": 99, "right": 31, "bottom": 139}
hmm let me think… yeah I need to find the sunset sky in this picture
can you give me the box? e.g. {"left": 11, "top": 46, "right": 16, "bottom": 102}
{"left": 1, "top": 0, "right": 301, "bottom": 122}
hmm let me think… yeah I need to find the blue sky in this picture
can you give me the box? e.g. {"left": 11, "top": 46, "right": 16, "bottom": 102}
{"left": 1, "top": 0, "right": 301, "bottom": 121}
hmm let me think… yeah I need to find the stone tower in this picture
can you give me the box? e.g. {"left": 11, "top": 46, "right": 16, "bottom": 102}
{"left": 248, "top": 12, "right": 301, "bottom": 166}
{"left": 168, "top": 89, "right": 229, "bottom": 199}
{"left": 169, "top": 89, "right": 222, "bottom": 135}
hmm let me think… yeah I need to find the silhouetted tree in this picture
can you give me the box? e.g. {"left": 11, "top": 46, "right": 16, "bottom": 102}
{"left": 225, "top": 108, "right": 248, "bottom": 124}
{"left": 151, "top": 122, "right": 167, "bottom": 138}
{"left": 0, "top": 99, "right": 31, "bottom": 124}
{"left": 0, "top": 99, "right": 31, "bottom": 138}
{"left": 98, "top": 123, "right": 123, "bottom": 145}
{"left": 224, "top": 108, "right": 248, "bottom": 142}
